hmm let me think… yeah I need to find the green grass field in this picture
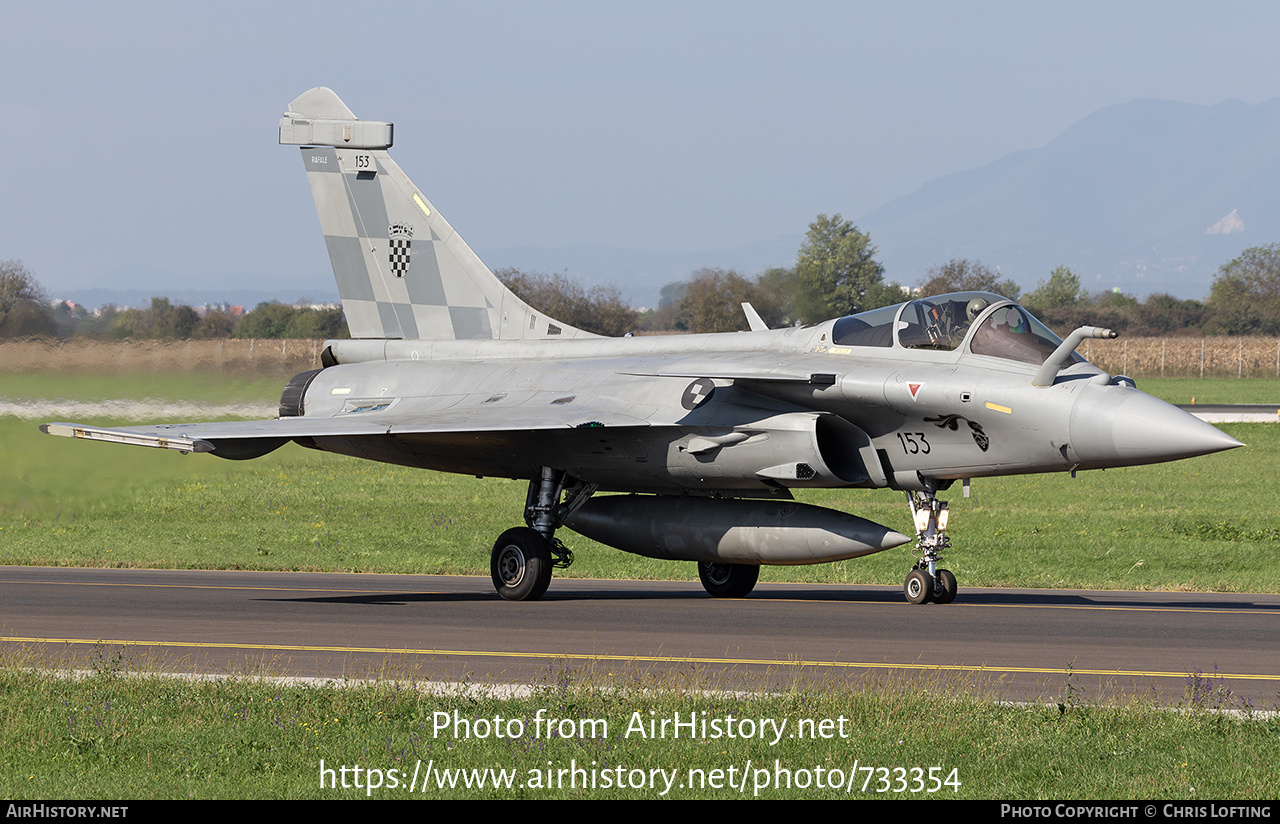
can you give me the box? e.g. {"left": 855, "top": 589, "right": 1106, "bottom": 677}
{"left": 1, "top": 371, "right": 286, "bottom": 405}
{"left": 1137, "top": 377, "right": 1280, "bottom": 405}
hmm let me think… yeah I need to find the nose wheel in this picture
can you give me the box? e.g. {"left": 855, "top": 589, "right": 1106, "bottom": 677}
{"left": 903, "top": 490, "right": 958, "bottom": 604}
{"left": 904, "top": 568, "right": 933, "bottom": 604}
{"left": 907, "top": 565, "right": 957, "bottom": 604}
{"left": 934, "top": 568, "right": 957, "bottom": 604}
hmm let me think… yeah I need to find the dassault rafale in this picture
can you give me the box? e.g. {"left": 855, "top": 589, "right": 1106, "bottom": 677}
{"left": 42, "top": 88, "right": 1243, "bottom": 604}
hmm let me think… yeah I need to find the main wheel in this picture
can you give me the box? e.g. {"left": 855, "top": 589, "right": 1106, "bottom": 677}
{"left": 698, "top": 562, "right": 760, "bottom": 598}
{"left": 904, "top": 568, "right": 934, "bottom": 604}
{"left": 933, "top": 568, "right": 957, "bottom": 604}
{"left": 491, "top": 527, "right": 553, "bottom": 601}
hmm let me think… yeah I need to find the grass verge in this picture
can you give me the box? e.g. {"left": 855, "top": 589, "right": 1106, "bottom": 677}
{"left": 0, "top": 645, "right": 1275, "bottom": 799}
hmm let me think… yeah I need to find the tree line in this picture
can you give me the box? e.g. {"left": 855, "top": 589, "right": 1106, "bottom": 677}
{"left": 4, "top": 219, "right": 1280, "bottom": 339}
{"left": 499, "top": 214, "right": 902, "bottom": 335}
{"left": 499, "top": 216, "right": 1280, "bottom": 338}
{"left": 0, "top": 262, "right": 347, "bottom": 340}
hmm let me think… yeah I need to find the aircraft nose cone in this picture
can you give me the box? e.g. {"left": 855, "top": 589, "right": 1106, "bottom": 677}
{"left": 1070, "top": 388, "right": 1243, "bottom": 468}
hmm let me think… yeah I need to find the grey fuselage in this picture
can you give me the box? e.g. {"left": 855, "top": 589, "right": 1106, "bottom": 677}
{"left": 298, "top": 297, "right": 1224, "bottom": 496}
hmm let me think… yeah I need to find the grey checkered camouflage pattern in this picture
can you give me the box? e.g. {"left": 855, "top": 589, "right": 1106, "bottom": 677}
{"left": 285, "top": 88, "right": 594, "bottom": 342}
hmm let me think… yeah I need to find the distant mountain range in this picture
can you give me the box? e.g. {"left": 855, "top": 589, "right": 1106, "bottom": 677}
{"left": 486, "top": 97, "right": 1280, "bottom": 304}
{"left": 862, "top": 97, "right": 1280, "bottom": 299}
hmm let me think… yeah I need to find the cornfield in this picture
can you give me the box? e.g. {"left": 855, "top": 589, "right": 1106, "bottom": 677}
{"left": 3, "top": 336, "right": 1279, "bottom": 379}
{"left": 1082, "top": 336, "right": 1280, "bottom": 379}
{"left": 0, "top": 338, "right": 326, "bottom": 375}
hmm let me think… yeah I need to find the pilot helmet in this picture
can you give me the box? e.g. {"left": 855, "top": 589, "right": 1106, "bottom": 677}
{"left": 965, "top": 297, "right": 990, "bottom": 322}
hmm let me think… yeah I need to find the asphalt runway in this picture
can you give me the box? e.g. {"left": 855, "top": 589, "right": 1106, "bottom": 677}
{"left": 3, "top": 566, "right": 1278, "bottom": 706}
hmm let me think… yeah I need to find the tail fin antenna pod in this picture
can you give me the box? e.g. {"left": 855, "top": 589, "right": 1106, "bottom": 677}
{"left": 280, "top": 87, "right": 594, "bottom": 342}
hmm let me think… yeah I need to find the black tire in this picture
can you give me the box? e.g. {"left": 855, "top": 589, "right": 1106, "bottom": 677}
{"left": 934, "top": 569, "right": 957, "bottom": 604}
{"left": 904, "top": 568, "right": 934, "bottom": 604}
{"left": 491, "top": 527, "right": 553, "bottom": 601}
{"left": 698, "top": 562, "right": 760, "bottom": 598}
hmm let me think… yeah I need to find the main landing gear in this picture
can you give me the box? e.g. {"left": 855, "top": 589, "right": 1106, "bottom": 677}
{"left": 697, "top": 561, "right": 760, "bottom": 598}
{"left": 490, "top": 467, "right": 596, "bottom": 601}
{"left": 903, "top": 488, "right": 957, "bottom": 604}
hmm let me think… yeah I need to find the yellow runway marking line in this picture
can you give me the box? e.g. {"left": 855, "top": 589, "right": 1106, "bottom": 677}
{"left": 0, "top": 579, "right": 437, "bottom": 595}
{"left": 6, "top": 636, "right": 1279, "bottom": 682}
{"left": 741, "top": 596, "right": 1275, "bottom": 617}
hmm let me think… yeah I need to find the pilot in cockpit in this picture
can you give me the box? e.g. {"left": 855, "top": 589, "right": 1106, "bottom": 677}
{"left": 969, "top": 304, "right": 1059, "bottom": 365}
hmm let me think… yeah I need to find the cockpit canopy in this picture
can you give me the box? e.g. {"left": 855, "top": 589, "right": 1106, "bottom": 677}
{"left": 831, "top": 291, "right": 1070, "bottom": 366}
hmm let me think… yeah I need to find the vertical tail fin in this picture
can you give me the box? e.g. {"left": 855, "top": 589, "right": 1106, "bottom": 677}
{"left": 280, "top": 87, "right": 594, "bottom": 341}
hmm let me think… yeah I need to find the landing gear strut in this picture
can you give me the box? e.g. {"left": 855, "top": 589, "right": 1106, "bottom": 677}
{"left": 903, "top": 487, "right": 957, "bottom": 604}
{"left": 490, "top": 467, "right": 595, "bottom": 601}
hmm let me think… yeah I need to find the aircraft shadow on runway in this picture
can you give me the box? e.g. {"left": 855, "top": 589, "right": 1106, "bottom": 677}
{"left": 255, "top": 585, "right": 1280, "bottom": 611}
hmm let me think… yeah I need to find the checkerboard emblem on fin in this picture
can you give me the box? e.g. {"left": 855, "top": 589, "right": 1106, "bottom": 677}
{"left": 388, "top": 223, "right": 413, "bottom": 278}
{"left": 280, "top": 87, "right": 597, "bottom": 343}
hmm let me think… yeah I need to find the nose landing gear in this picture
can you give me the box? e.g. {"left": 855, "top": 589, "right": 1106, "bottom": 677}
{"left": 904, "top": 489, "right": 957, "bottom": 604}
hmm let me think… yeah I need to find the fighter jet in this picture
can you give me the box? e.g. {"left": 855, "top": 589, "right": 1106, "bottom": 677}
{"left": 41, "top": 88, "right": 1243, "bottom": 604}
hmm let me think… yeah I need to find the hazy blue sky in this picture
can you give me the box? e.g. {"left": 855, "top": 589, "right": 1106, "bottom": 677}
{"left": 5, "top": 1, "right": 1280, "bottom": 299}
